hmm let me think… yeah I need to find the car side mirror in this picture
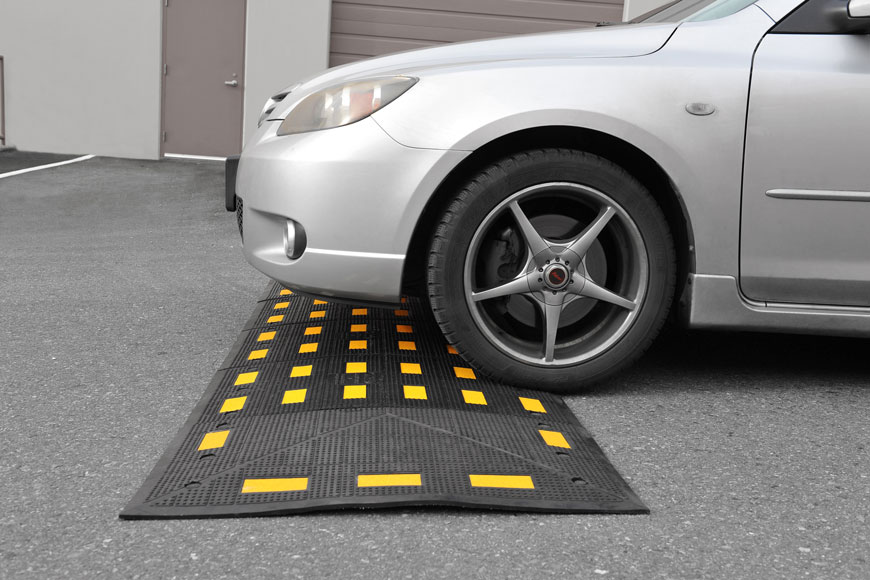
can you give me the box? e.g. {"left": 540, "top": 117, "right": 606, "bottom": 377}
{"left": 849, "top": 0, "right": 870, "bottom": 18}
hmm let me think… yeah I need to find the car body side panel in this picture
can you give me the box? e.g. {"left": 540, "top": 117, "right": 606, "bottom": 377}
{"left": 374, "top": 6, "right": 777, "bottom": 278}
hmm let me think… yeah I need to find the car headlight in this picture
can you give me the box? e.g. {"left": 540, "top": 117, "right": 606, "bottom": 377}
{"left": 276, "top": 76, "right": 417, "bottom": 136}
{"left": 258, "top": 83, "right": 300, "bottom": 128}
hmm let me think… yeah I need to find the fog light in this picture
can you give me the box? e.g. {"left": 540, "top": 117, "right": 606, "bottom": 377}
{"left": 283, "top": 219, "right": 307, "bottom": 260}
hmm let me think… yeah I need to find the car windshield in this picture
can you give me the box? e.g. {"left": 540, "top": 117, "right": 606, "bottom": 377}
{"left": 632, "top": 0, "right": 759, "bottom": 23}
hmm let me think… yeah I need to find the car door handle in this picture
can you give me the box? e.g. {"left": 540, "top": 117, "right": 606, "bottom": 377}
{"left": 224, "top": 80, "right": 238, "bottom": 87}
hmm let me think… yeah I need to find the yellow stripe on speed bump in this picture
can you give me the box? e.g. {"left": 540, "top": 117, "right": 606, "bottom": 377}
{"left": 290, "top": 365, "right": 312, "bottom": 377}
{"left": 274, "top": 302, "right": 289, "bottom": 310}
{"left": 346, "top": 362, "right": 367, "bottom": 374}
{"left": 242, "top": 477, "right": 308, "bottom": 493}
{"left": 404, "top": 385, "right": 427, "bottom": 400}
{"left": 257, "top": 331, "right": 276, "bottom": 342}
{"left": 267, "top": 315, "right": 284, "bottom": 324}
{"left": 343, "top": 385, "right": 367, "bottom": 399}
{"left": 279, "top": 289, "right": 292, "bottom": 296}
{"left": 539, "top": 430, "right": 571, "bottom": 448}
{"left": 396, "top": 324, "right": 413, "bottom": 333}
{"left": 520, "top": 397, "right": 547, "bottom": 413}
{"left": 309, "top": 311, "right": 326, "bottom": 319}
{"left": 304, "top": 326, "right": 322, "bottom": 336}
{"left": 349, "top": 340, "right": 367, "bottom": 350}
{"left": 198, "top": 430, "right": 229, "bottom": 451}
{"left": 447, "top": 345, "right": 459, "bottom": 354}
{"left": 248, "top": 349, "right": 268, "bottom": 360}
{"left": 462, "top": 390, "right": 487, "bottom": 405}
{"left": 398, "top": 341, "right": 416, "bottom": 351}
{"left": 352, "top": 308, "right": 368, "bottom": 316}
{"left": 219, "top": 396, "right": 246, "bottom": 413}
{"left": 357, "top": 473, "right": 422, "bottom": 487}
{"left": 454, "top": 367, "right": 476, "bottom": 379}
{"left": 351, "top": 323, "right": 367, "bottom": 332}
{"left": 313, "top": 299, "right": 328, "bottom": 305}
{"left": 469, "top": 474, "right": 535, "bottom": 489}
{"left": 401, "top": 362, "right": 422, "bottom": 374}
{"left": 299, "top": 343, "right": 318, "bottom": 354}
{"left": 282, "top": 389, "right": 307, "bottom": 404}
{"left": 394, "top": 309, "right": 409, "bottom": 317}
{"left": 234, "top": 371, "right": 258, "bottom": 386}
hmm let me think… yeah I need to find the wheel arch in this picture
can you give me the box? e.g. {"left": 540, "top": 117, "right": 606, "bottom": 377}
{"left": 402, "top": 126, "right": 696, "bottom": 306}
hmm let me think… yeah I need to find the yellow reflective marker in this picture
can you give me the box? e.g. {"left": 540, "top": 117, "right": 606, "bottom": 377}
{"left": 396, "top": 324, "right": 413, "bottom": 334}
{"left": 198, "top": 430, "right": 229, "bottom": 451}
{"left": 343, "top": 384, "right": 367, "bottom": 399}
{"left": 351, "top": 323, "right": 367, "bottom": 332}
{"left": 401, "top": 362, "right": 422, "bottom": 375}
{"left": 519, "top": 397, "right": 547, "bottom": 414}
{"left": 242, "top": 477, "right": 308, "bottom": 493}
{"left": 234, "top": 371, "right": 258, "bottom": 386}
{"left": 267, "top": 315, "right": 284, "bottom": 324}
{"left": 313, "top": 299, "right": 328, "bottom": 305}
{"left": 349, "top": 340, "right": 367, "bottom": 350}
{"left": 401, "top": 297, "right": 408, "bottom": 304}
{"left": 539, "top": 430, "right": 571, "bottom": 449}
{"left": 274, "top": 301, "right": 290, "bottom": 310}
{"left": 454, "top": 367, "right": 476, "bottom": 380}
{"left": 219, "top": 396, "right": 246, "bottom": 413}
{"left": 257, "top": 331, "right": 276, "bottom": 342}
{"left": 469, "top": 474, "right": 534, "bottom": 489}
{"left": 282, "top": 388, "right": 307, "bottom": 404}
{"left": 462, "top": 390, "right": 487, "bottom": 405}
{"left": 394, "top": 309, "right": 409, "bottom": 317}
{"left": 358, "top": 473, "right": 422, "bottom": 487}
{"left": 346, "top": 362, "right": 367, "bottom": 374}
{"left": 352, "top": 308, "right": 368, "bottom": 316}
{"left": 304, "top": 326, "right": 322, "bottom": 336}
{"left": 248, "top": 349, "right": 268, "bottom": 360}
{"left": 309, "top": 310, "right": 326, "bottom": 319}
{"left": 290, "top": 365, "right": 312, "bottom": 378}
{"left": 279, "top": 288, "right": 292, "bottom": 296}
{"left": 447, "top": 345, "right": 459, "bottom": 355}
{"left": 398, "top": 341, "right": 416, "bottom": 351}
{"left": 404, "top": 385, "right": 427, "bottom": 400}
{"left": 299, "top": 343, "right": 318, "bottom": 354}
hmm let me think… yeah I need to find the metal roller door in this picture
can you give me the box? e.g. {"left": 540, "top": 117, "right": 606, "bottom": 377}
{"left": 330, "top": 0, "right": 626, "bottom": 67}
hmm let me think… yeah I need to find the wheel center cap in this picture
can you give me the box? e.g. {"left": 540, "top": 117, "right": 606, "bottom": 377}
{"left": 543, "top": 263, "right": 570, "bottom": 290}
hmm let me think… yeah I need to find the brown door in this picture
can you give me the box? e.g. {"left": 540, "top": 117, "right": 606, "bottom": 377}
{"left": 163, "top": 0, "right": 246, "bottom": 157}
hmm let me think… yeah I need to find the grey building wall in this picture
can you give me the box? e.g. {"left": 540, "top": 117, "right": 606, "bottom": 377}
{"left": 244, "top": 0, "right": 332, "bottom": 146}
{"left": 330, "top": 0, "right": 626, "bottom": 67}
{"left": 0, "top": 0, "right": 163, "bottom": 159}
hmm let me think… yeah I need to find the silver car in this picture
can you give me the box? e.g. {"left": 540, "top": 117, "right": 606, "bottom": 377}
{"left": 230, "top": 0, "right": 870, "bottom": 392}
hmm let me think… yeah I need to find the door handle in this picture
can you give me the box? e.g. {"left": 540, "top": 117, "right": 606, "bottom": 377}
{"left": 224, "top": 80, "right": 238, "bottom": 87}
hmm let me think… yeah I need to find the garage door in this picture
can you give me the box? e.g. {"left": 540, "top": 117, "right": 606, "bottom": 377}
{"left": 330, "top": 0, "right": 626, "bottom": 67}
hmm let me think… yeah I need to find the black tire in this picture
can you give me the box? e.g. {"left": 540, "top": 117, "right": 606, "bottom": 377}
{"left": 427, "top": 148, "right": 676, "bottom": 393}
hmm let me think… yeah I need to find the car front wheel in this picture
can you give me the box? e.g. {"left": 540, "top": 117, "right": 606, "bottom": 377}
{"left": 427, "top": 148, "right": 676, "bottom": 393}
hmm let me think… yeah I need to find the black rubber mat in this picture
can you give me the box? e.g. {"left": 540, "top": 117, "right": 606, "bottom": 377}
{"left": 121, "top": 283, "right": 648, "bottom": 518}
{"left": 0, "top": 150, "right": 81, "bottom": 173}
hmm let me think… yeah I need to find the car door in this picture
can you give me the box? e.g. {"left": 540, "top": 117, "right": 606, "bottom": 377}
{"left": 740, "top": 0, "right": 870, "bottom": 306}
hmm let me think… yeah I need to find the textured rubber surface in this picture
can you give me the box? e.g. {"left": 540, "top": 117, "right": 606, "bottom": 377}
{"left": 121, "top": 283, "right": 648, "bottom": 518}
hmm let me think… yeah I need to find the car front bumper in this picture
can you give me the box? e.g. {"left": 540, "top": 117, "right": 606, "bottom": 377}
{"left": 234, "top": 117, "right": 467, "bottom": 304}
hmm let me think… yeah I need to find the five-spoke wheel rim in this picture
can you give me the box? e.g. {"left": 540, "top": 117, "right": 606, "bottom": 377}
{"left": 463, "top": 182, "right": 649, "bottom": 367}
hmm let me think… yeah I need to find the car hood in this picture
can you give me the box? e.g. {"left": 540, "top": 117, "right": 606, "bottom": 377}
{"left": 270, "top": 22, "right": 678, "bottom": 118}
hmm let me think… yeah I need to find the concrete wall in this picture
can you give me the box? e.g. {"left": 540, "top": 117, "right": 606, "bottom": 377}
{"left": 243, "top": 0, "right": 332, "bottom": 146}
{"left": 0, "top": 0, "right": 163, "bottom": 158}
{"left": 623, "top": 0, "right": 672, "bottom": 21}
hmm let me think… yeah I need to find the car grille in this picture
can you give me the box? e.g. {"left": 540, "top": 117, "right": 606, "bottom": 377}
{"left": 235, "top": 196, "right": 243, "bottom": 241}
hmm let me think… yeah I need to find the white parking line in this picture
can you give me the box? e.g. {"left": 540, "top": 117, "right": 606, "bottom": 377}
{"left": 0, "top": 154, "right": 96, "bottom": 179}
{"left": 164, "top": 153, "right": 226, "bottom": 161}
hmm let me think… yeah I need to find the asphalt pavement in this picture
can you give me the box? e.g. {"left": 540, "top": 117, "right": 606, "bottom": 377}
{"left": 0, "top": 152, "right": 867, "bottom": 579}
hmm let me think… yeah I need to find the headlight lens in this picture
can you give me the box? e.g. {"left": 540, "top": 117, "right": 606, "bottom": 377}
{"left": 276, "top": 76, "right": 417, "bottom": 136}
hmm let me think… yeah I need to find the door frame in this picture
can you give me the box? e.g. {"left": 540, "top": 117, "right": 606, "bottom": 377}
{"left": 159, "top": 0, "right": 247, "bottom": 158}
